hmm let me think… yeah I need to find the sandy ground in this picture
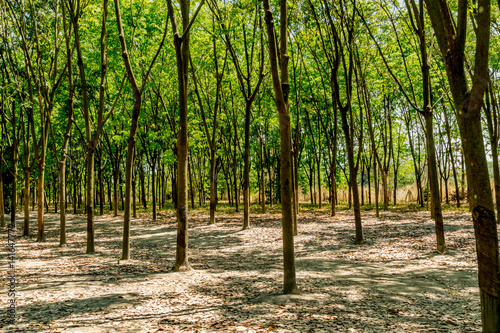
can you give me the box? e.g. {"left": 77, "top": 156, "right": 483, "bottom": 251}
{"left": 0, "top": 206, "right": 481, "bottom": 332}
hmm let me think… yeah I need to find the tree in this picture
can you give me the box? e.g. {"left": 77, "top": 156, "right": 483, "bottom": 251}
{"left": 263, "top": 0, "right": 298, "bottom": 294}
{"left": 424, "top": 0, "right": 498, "bottom": 328}
{"left": 114, "top": 0, "right": 168, "bottom": 260}
{"left": 165, "top": 0, "right": 205, "bottom": 271}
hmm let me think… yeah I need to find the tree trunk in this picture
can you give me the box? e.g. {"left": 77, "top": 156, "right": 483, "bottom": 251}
{"left": 374, "top": 157, "right": 379, "bottom": 217}
{"left": 73, "top": 168, "right": 78, "bottom": 214}
{"left": 132, "top": 172, "right": 137, "bottom": 218}
{"left": 367, "top": 165, "right": 371, "bottom": 205}
{"left": 425, "top": 114, "right": 446, "bottom": 253}
{"left": 86, "top": 149, "right": 95, "bottom": 253}
{"left": 140, "top": 158, "right": 147, "bottom": 208}
{"left": 59, "top": 162, "right": 67, "bottom": 246}
{"left": 23, "top": 169, "right": 29, "bottom": 236}
{"left": 381, "top": 170, "right": 388, "bottom": 210}
{"left": 317, "top": 156, "right": 321, "bottom": 209}
{"left": 0, "top": 159, "right": 4, "bottom": 229}
{"left": 210, "top": 149, "right": 216, "bottom": 224}
{"left": 11, "top": 157, "right": 18, "bottom": 227}
{"left": 261, "top": 141, "right": 266, "bottom": 214}
{"left": 113, "top": 171, "right": 118, "bottom": 216}
{"left": 331, "top": 161, "right": 336, "bottom": 215}
{"left": 37, "top": 166, "right": 45, "bottom": 241}
{"left": 361, "top": 164, "right": 364, "bottom": 206}
{"left": 188, "top": 157, "right": 195, "bottom": 209}
{"left": 243, "top": 102, "right": 251, "bottom": 229}
{"left": 99, "top": 151, "right": 104, "bottom": 215}
{"left": 234, "top": 153, "right": 239, "bottom": 212}
{"left": 152, "top": 159, "right": 157, "bottom": 221}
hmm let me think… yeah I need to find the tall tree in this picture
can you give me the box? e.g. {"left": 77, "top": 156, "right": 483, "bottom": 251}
{"left": 263, "top": 0, "right": 298, "bottom": 294}
{"left": 165, "top": 0, "right": 205, "bottom": 271}
{"left": 424, "top": 0, "right": 498, "bottom": 328}
{"left": 115, "top": 0, "right": 168, "bottom": 260}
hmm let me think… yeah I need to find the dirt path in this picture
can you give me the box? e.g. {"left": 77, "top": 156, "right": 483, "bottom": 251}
{"left": 1, "top": 208, "right": 481, "bottom": 332}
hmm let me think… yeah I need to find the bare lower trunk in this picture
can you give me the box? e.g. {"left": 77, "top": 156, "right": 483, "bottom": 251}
{"left": 292, "top": 153, "right": 298, "bottom": 236}
{"left": 381, "top": 171, "right": 388, "bottom": 210}
{"left": 374, "top": 158, "right": 379, "bottom": 218}
{"left": 209, "top": 149, "right": 216, "bottom": 224}
{"left": 152, "top": 163, "right": 157, "bottom": 221}
{"left": 261, "top": 142, "right": 266, "bottom": 214}
{"left": 243, "top": 103, "right": 251, "bottom": 229}
{"left": 461, "top": 116, "right": 499, "bottom": 330}
{"left": 23, "top": 170, "right": 30, "bottom": 236}
{"left": 86, "top": 150, "right": 95, "bottom": 254}
{"left": 122, "top": 103, "right": 141, "bottom": 260}
{"left": 132, "top": 176, "right": 137, "bottom": 218}
{"left": 99, "top": 153, "right": 104, "bottom": 215}
{"left": 234, "top": 156, "right": 239, "bottom": 212}
{"left": 11, "top": 164, "right": 18, "bottom": 226}
{"left": 425, "top": 114, "right": 445, "bottom": 254}
{"left": 37, "top": 166, "right": 45, "bottom": 241}
{"left": 317, "top": 158, "right": 321, "bottom": 209}
{"left": 59, "top": 162, "right": 67, "bottom": 246}
{"left": 113, "top": 172, "right": 118, "bottom": 217}
{"left": 0, "top": 165, "right": 4, "bottom": 229}
{"left": 331, "top": 162, "right": 336, "bottom": 216}
{"left": 278, "top": 112, "right": 297, "bottom": 293}
{"left": 492, "top": 140, "right": 500, "bottom": 221}
{"left": 188, "top": 158, "right": 195, "bottom": 209}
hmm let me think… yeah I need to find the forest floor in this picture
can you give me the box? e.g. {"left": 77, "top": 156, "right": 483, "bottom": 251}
{"left": 0, "top": 205, "right": 481, "bottom": 332}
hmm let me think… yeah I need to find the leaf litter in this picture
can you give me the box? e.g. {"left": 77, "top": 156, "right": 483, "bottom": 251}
{"left": 0, "top": 208, "right": 481, "bottom": 332}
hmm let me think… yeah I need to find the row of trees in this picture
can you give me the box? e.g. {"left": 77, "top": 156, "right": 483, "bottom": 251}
{"left": 1, "top": 0, "right": 500, "bottom": 329}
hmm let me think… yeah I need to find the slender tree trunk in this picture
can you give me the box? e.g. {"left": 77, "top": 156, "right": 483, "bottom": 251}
{"left": 374, "top": 157, "right": 379, "bottom": 217}
{"left": 152, "top": 159, "right": 157, "bottom": 221}
{"left": 234, "top": 153, "right": 239, "bottom": 212}
{"left": 340, "top": 107, "right": 363, "bottom": 243}
{"left": 292, "top": 151, "right": 298, "bottom": 236}
{"left": 99, "top": 151, "right": 104, "bottom": 215}
{"left": 23, "top": 169, "right": 29, "bottom": 236}
{"left": 393, "top": 169, "right": 398, "bottom": 205}
{"left": 73, "top": 168, "right": 77, "bottom": 214}
{"left": 11, "top": 157, "right": 18, "bottom": 227}
{"left": 317, "top": 156, "right": 321, "bottom": 209}
{"left": 243, "top": 102, "right": 251, "bottom": 229}
{"left": 381, "top": 170, "right": 388, "bottom": 210}
{"left": 0, "top": 159, "right": 4, "bottom": 229}
{"left": 331, "top": 161, "right": 336, "bottom": 215}
{"left": 132, "top": 172, "right": 137, "bottom": 218}
{"left": 210, "top": 149, "right": 216, "bottom": 224}
{"left": 139, "top": 158, "right": 146, "bottom": 209}
{"left": 113, "top": 171, "right": 118, "bottom": 216}
{"left": 261, "top": 141, "right": 266, "bottom": 213}
{"left": 59, "top": 162, "right": 67, "bottom": 246}
{"left": 361, "top": 164, "right": 364, "bottom": 206}
{"left": 37, "top": 166, "right": 45, "bottom": 241}
{"left": 425, "top": 114, "right": 446, "bottom": 253}
{"left": 367, "top": 165, "right": 371, "bottom": 205}
{"left": 86, "top": 149, "right": 95, "bottom": 253}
